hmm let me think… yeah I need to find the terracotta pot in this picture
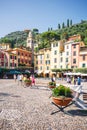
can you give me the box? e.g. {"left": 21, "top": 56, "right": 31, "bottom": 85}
{"left": 52, "top": 97, "right": 72, "bottom": 106}
{"left": 25, "top": 82, "right": 31, "bottom": 87}
{"left": 49, "top": 85, "right": 56, "bottom": 89}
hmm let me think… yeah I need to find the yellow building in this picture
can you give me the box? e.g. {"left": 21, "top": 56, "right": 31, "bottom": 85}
{"left": 0, "top": 43, "right": 11, "bottom": 50}
{"left": 34, "top": 48, "right": 51, "bottom": 77}
{"left": 34, "top": 52, "right": 38, "bottom": 73}
{"left": 36, "top": 49, "right": 44, "bottom": 76}
{"left": 44, "top": 48, "right": 51, "bottom": 77}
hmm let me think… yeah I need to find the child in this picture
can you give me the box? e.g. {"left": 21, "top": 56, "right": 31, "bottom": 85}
{"left": 30, "top": 75, "right": 35, "bottom": 86}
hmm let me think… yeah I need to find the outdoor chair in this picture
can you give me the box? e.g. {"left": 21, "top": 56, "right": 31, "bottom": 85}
{"left": 51, "top": 85, "right": 87, "bottom": 115}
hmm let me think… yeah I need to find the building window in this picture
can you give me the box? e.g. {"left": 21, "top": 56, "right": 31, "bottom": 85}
{"left": 40, "top": 55, "right": 42, "bottom": 59}
{"left": 10, "top": 63, "right": 12, "bottom": 67}
{"left": 45, "top": 61, "right": 47, "bottom": 64}
{"left": 73, "top": 45, "right": 76, "bottom": 48}
{"left": 54, "top": 58, "right": 57, "bottom": 63}
{"left": 54, "top": 65, "right": 57, "bottom": 68}
{"left": 82, "top": 63, "right": 86, "bottom": 67}
{"left": 29, "top": 61, "right": 31, "bottom": 64}
{"left": 48, "top": 60, "right": 50, "bottom": 64}
{"left": 40, "top": 60, "right": 42, "bottom": 64}
{"left": 67, "top": 45, "right": 69, "bottom": 49}
{"left": 66, "top": 58, "right": 68, "bottom": 62}
{"left": 56, "top": 43, "right": 58, "bottom": 46}
{"left": 60, "top": 65, "right": 62, "bottom": 69}
{"left": 1, "top": 62, "right": 4, "bottom": 66}
{"left": 47, "top": 54, "right": 49, "bottom": 58}
{"left": 73, "top": 51, "right": 76, "bottom": 56}
{"left": 73, "top": 59, "right": 76, "bottom": 64}
{"left": 6, "top": 63, "right": 8, "bottom": 67}
{"left": 83, "top": 55, "right": 85, "bottom": 61}
{"left": 54, "top": 50, "right": 57, "bottom": 55}
{"left": 60, "top": 57, "right": 63, "bottom": 62}
{"left": 45, "top": 60, "right": 50, "bottom": 64}
{"left": 15, "top": 56, "right": 16, "bottom": 59}
{"left": 2, "top": 54, "right": 4, "bottom": 58}
{"left": 18, "top": 52, "right": 20, "bottom": 55}
{"left": 40, "top": 66, "right": 42, "bottom": 70}
{"left": 10, "top": 55, "right": 12, "bottom": 59}
{"left": 66, "top": 52, "right": 69, "bottom": 55}
{"left": 28, "top": 40, "right": 30, "bottom": 43}
{"left": 15, "top": 63, "right": 16, "bottom": 67}
{"left": 36, "top": 61, "right": 38, "bottom": 64}
{"left": 53, "top": 43, "right": 58, "bottom": 47}
{"left": 18, "top": 59, "right": 20, "bottom": 63}
{"left": 60, "top": 52, "right": 62, "bottom": 56}
{"left": 66, "top": 65, "right": 68, "bottom": 69}
{"left": 47, "top": 66, "right": 49, "bottom": 70}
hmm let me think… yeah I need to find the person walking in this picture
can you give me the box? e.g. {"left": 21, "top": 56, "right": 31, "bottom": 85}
{"left": 30, "top": 75, "right": 35, "bottom": 87}
{"left": 77, "top": 76, "right": 81, "bottom": 85}
{"left": 22, "top": 75, "right": 27, "bottom": 87}
{"left": 51, "top": 75, "right": 56, "bottom": 82}
{"left": 17, "top": 74, "right": 23, "bottom": 85}
{"left": 14, "top": 74, "right": 17, "bottom": 82}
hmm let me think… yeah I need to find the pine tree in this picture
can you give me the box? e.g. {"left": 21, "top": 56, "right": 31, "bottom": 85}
{"left": 58, "top": 24, "right": 61, "bottom": 29}
{"left": 62, "top": 22, "right": 65, "bottom": 28}
{"left": 67, "top": 19, "right": 69, "bottom": 27}
{"left": 70, "top": 19, "right": 72, "bottom": 26}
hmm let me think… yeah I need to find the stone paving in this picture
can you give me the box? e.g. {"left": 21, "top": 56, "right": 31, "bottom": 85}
{"left": 0, "top": 78, "right": 87, "bottom": 130}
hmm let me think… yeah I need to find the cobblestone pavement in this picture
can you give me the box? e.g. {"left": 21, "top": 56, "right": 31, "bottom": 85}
{"left": 0, "top": 79, "right": 87, "bottom": 130}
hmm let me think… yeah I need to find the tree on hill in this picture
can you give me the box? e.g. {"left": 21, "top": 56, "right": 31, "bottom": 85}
{"left": 58, "top": 23, "right": 61, "bottom": 29}
{"left": 67, "top": 19, "right": 69, "bottom": 27}
{"left": 39, "top": 31, "right": 60, "bottom": 49}
{"left": 70, "top": 19, "right": 72, "bottom": 26}
{"left": 62, "top": 22, "right": 65, "bottom": 28}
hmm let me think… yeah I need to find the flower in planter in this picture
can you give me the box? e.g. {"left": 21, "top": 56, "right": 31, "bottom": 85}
{"left": 52, "top": 84, "right": 72, "bottom": 98}
{"left": 49, "top": 82, "right": 56, "bottom": 86}
{"left": 24, "top": 79, "right": 32, "bottom": 85}
{"left": 51, "top": 85, "right": 73, "bottom": 106}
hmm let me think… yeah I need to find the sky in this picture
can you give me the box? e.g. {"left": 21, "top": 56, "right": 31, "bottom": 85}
{"left": 0, "top": 0, "right": 87, "bottom": 38}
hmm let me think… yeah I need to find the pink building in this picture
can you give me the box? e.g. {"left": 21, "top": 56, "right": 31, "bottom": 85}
{"left": 71, "top": 42, "right": 85, "bottom": 68}
{"left": 0, "top": 50, "right": 8, "bottom": 68}
{"left": 0, "top": 50, "right": 17, "bottom": 69}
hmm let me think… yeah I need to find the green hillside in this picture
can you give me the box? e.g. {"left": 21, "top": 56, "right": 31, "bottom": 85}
{"left": 37, "top": 20, "right": 87, "bottom": 50}
{"left": 0, "top": 30, "right": 29, "bottom": 48}
{"left": 0, "top": 20, "right": 87, "bottom": 49}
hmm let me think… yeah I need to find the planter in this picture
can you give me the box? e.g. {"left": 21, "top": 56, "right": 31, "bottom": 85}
{"left": 49, "top": 85, "right": 56, "bottom": 89}
{"left": 24, "top": 82, "right": 32, "bottom": 87}
{"left": 48, "top": 82, "right": 56, "bottom": 89}
{"left": 24, "top": 79, "right": 32, "bottom": 87}
{"left": 52, "top": 97, "right": 72, "bottom": 106}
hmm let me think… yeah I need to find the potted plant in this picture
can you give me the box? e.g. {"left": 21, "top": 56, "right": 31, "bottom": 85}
{"left": 24, "top": 79, "right": 32, "bottom": 87}
{"left": 51, "top": 85, "right": 72, "bottom": 106}
{"left": 48, "top": 82, "right": 56, "bottom": 89}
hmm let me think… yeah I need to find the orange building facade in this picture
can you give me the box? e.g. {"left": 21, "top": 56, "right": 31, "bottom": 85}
{"left": 6, "top": 48, "right": 32, "bottom": 68}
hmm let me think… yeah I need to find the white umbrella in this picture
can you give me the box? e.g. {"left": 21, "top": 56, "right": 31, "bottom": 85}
{"left": 64, "top": 72, "right": 81, "bottom": 76}
{"left": 81, "top": 73, "right": 87, "bottom": 76}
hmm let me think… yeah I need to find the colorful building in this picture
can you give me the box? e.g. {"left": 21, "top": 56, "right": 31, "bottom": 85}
{"left": 79, "top": 47, "right": 87, "bottom": 68}
{"left": 0, "top": 50, "right": 8, "bottom": 68}
{"left": 71, "top": 41, "right": 85, "bottom": 68}
{"left": 0, "top": 43, "right": 11, "bottom": 50}
{"left": 6, "top": 48, "right": 32, "bottom": 68}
